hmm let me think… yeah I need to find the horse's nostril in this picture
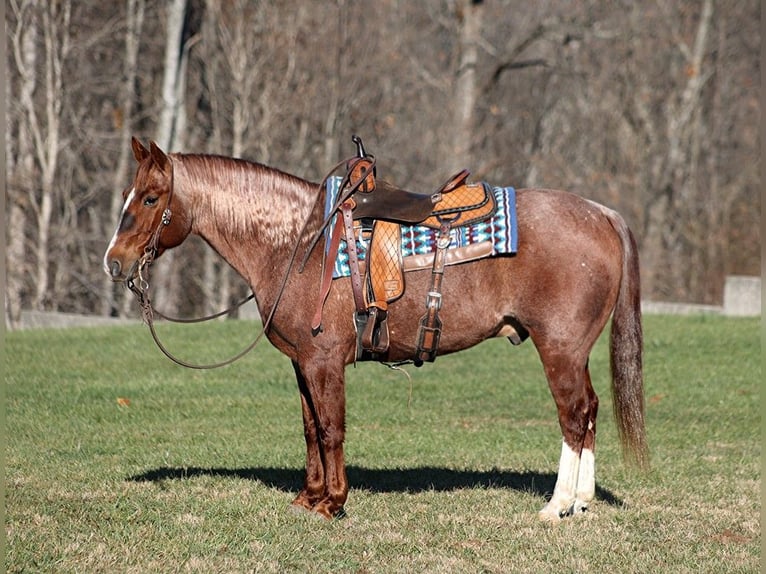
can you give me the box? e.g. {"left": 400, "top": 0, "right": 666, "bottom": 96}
{"left": 109, "top": 260, "right": 122, "bottom": 278}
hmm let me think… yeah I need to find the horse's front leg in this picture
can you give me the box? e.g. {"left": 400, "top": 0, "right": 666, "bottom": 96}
{"left": 290, "top": 358, "right": 348, "bottom": 519}
{"left": 291, "top": 361, "right": 325, "bottom": 513}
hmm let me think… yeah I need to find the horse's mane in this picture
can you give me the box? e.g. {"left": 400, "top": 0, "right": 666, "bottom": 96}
{"left": 172, "top": 153, "right": 319, "bottom": 244}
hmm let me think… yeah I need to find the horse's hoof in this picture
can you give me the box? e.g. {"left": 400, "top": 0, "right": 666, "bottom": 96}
{"left": 571, "top": 500, "right": 589, "bottom": 515}
{"left": 289, "top": 503, "right": 336, "bottom": 522}
{"left": 538, "top": 499, "right": 572, "bottom": 522}
{"left": 308, "top": 499, "right": 347, "bottom": 521}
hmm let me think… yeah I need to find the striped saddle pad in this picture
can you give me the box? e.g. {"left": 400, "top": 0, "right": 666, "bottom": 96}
{"left": 323, "top": 176, "right": 518, "bottom": 279}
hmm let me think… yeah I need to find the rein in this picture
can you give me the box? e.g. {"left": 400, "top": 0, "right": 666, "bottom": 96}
{"left": 125, "top": 154, "right": 360, "bottom": 370}
{"left": 127, "top": 266, "right": 265, "bottom": 370}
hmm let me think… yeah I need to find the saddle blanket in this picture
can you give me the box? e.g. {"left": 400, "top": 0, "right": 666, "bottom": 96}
{"left": 324, "top": 176, "right": 518, "bottom": 279}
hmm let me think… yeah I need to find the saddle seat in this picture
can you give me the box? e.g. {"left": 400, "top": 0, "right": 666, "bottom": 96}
{"left": 349, "top": 164, "right": 496, "bottom": 228}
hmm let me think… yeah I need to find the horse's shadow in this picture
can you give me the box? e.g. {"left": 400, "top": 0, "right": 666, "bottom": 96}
{"left": 128, "top": 465, "right": 623, "bottom": 506}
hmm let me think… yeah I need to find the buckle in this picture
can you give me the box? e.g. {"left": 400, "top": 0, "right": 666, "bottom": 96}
{"left": 425, "top": 291, "right": 442, "bottom": 310}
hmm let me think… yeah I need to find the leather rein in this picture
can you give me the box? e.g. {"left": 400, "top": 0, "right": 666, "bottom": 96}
{"left": 125, "top": 155, "right": 354, "bottom": 370}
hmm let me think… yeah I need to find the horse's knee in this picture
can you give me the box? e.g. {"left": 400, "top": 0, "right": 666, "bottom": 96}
{"left": 558, "top": 398, "right": 595, "bottom": 448}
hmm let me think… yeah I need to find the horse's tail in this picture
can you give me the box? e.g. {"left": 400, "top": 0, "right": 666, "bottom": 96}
{"left": 608, "top": 211, "right": 650, "bottom": 470}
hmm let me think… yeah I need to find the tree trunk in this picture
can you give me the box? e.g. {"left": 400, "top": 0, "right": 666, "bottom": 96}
{"left": 322, "top": 0, "right": 349, "bottom": 168}
{"left": 103, "top": 0, "right": 146, "bottom": 317}
{"left": 640, "top": 0, "right": 713, "bottom": 300}
{"left": 9, "top": 0, "right": 70, "bottom": 313}
{"left": 156, "top": 0, "right": 189, "bottom": 152}
{"left": 32, "top": 1, "right": 70, "bottom": 310}
{"left": 449, "top": 0, "right": 483, "bottom": 168}
{"left": 6, "top": 0, "right": 39, "bottom": 328}
{"left": 153, "top": 0, "right": 189, "bottom": 315}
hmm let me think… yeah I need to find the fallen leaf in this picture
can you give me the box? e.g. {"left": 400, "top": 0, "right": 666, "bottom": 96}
{"left": 648, "top": 394, "right": 666, "bottom": 405}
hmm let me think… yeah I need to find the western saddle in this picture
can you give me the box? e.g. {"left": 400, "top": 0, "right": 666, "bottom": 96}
{"left": 311, "top": 135, "right": 497, "bottom": 366}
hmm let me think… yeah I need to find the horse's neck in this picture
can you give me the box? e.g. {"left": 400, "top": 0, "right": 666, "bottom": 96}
{"left": 173, "top": 155, "right": 321, "bottom": 288}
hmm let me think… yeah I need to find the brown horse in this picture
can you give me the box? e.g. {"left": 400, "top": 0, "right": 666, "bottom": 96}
{"left": 104, "top": 138, "right": 648, "bottom": 522}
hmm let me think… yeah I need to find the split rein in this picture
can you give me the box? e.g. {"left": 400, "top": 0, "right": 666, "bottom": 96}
{"left": 125, "top": 210, "right": 263, "bottom": 370}
{"left": 124, "top": 155, "right": 374, "bottom": 370}
{"left": 126, "top": 263, "right": 259, "bottom": 370}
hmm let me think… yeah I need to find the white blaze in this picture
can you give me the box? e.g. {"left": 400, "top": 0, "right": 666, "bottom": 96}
{"left": 103, "top": 188, "right": 136, "bottom": 273}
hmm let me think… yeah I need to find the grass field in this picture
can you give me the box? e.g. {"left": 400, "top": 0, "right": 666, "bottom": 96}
{"left": 5, "top": 314, "right": 761, "bottom": 573}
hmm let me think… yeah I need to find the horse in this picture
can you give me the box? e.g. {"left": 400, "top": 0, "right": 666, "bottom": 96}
{"left": 103, "top": 137, "right": 648, "bottom": 522}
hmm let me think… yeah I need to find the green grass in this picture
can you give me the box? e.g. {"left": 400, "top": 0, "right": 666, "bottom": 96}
{"left": 5, "top": 315, "right": 760, "bottom": 573}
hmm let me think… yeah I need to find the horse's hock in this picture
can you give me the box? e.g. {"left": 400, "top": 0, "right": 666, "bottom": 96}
{"left": 723, "top": 275, "right": 762, "bottom": 317}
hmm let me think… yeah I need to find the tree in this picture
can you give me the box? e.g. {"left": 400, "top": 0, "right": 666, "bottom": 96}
{"left": 637, "top": 0, "right": 715, "bottom": 300}
{"left": 151, "top": 0, "right": 191, "bottom": 315}
{"left": 7, "top": 0, "right": 71, "bottom": 321}
{"left": 6, "top": 0, "right": 38, "bottom": 328}
{"left": 4, "top": 1, "right": 759, "bottom": 322}
{"left": 448, "top": 0, "right": 482, "bottom": 168}
{"left": 103, "top": 0, "right": 146, "bottom": 317}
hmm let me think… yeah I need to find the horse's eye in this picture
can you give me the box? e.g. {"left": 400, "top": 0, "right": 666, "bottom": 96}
{"left": 143, "top": 196, "right": 159, "bottom": 207}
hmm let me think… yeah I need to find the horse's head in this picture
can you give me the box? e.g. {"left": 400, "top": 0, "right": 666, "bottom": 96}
{"left": 103, "top": 138, "right": 191, "bottom": 282}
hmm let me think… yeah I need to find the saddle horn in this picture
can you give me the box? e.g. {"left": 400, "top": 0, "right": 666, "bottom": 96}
{"left": 352, "top": 134, "right": 366, "bottom": 158}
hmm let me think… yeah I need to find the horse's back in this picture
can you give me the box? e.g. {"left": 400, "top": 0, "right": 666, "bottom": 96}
{"left": 514, "top": 187, "right": 625, "bottom": 268}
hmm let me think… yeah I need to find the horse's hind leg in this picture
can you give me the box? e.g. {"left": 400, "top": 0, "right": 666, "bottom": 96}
{"left": 538, "top": 353, "right": 599, "bottom": 522}
{"left": 572, "top": 364, "right": 597, "bottom": 513}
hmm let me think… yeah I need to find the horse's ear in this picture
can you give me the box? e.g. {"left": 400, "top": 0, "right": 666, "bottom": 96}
{"left": 131, "top": 137, "right": 150, "bottom": 162}
{"left": 149, "top": 140, "right": 171, "bottom": 175}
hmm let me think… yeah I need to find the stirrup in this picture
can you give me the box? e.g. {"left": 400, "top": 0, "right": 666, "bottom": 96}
{"left": 354, "top": 305, "right": 390, "bottom": 361}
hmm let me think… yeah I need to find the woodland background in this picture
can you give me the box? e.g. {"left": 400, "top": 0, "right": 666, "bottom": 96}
{"left": 5, "top": 0, "right": 761, "bottom": 326}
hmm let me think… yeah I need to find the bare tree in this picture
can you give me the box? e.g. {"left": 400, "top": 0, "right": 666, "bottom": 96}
{"left": 190, "top": 0, "right": 307, "bottom": 316}
{"left": 32, "top": 1, "right": 70, "bottom": 309}
{"left": 638, "top": 0, "right": 715, "bottom": 300}
{"left": 6, "top": 0, "right": 71, "bottom": 319}
{"left": 4, "top": 1, "right": 760, "bottom": 319}
{"left": 156, "top": 0, "right": 190, "bottom": 152}
{"left": 448, "top": 0, "right": 483, "bottom": 168}
{"left": 152, "top": 0, "right": 191, "bottom": 315}
{"left": 6, "top": 0, "right": 38, "bottom": 328}
{"left": 514, "top": 0, "right": 756, "bottom": 303}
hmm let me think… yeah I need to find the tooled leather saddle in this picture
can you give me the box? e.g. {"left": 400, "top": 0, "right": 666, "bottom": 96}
{"left": 311, "top": 135, "right": 498, "bottom": 365}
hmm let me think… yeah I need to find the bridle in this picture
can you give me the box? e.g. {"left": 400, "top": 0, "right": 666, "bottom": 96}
{"left": 123, "top": 153, "right": 352, "bottom": 370}
{"left": 127, "top": 227, "right": 262, "bottom": 370}
{"left": 126, "top": 229, "right": 262, "bottom": 370}
{"left": 124, "top": 155, "right": 273, "bottom": 370}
